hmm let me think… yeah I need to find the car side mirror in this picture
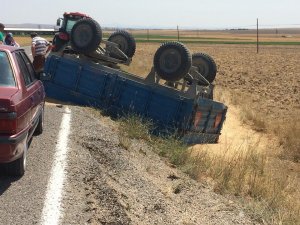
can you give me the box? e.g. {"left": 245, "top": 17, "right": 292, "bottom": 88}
{"left": 39, "top": 72, "right": 52, "bottom": 81}
{"left": 56, "top": 18, "right": 63, "bottom": 27}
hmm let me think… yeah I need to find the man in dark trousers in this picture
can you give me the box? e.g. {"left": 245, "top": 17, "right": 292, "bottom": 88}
{"left": 30, "top": 32, "right": 51, "bottom": 72}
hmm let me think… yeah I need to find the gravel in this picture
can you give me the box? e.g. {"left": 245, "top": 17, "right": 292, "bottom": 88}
{"left": 61, "top": 106, "right": 257, "bottom": 225}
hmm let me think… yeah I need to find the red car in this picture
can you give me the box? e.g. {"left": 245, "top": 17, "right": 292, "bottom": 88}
{"left": 0, "top": 45, "right": 45, "bottom": 176}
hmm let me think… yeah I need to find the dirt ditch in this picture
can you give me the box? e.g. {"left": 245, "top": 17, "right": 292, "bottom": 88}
{"left": 63, "top": 106, "right": 256, "bottom": 225}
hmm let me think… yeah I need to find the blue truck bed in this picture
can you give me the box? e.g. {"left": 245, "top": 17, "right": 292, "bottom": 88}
{"left": 43, "top": 54, "right": 227, "bottom": 144}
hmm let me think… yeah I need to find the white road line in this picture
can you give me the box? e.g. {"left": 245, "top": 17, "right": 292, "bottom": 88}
{"left": 40, "top": 107, "right": 72, "bottom": 225}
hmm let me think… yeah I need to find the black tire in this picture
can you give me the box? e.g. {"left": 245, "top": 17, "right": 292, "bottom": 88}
{"left": 192, "top": 53, "right": 217, "bottom": 83}
{"left": 34, "top": 109, "right": 44, "bottom": 136}
{"left": 52, "top": 33, "right": 68, "bottom": 52}
{"left": 209, "top": 87, "right": 214, "bottom": 99}
{"left": 108, "top": 30, "right": 136, "bottom": 59}
{"left": 5, "top": 141, "right": 28, "bottom": 177}
{"left": 154, "top": 42, "right": 192, "bottom": 82}
{"left": 70, "top": 18, "right": 102, "bottom": 54}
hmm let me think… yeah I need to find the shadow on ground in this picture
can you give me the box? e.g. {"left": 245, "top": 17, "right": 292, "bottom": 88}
{"left": 0, "top": 165, "right": 20, "bottom": 196}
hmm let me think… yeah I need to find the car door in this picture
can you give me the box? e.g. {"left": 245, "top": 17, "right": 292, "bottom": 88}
{"left": 14, "top": 51, "right": 40, "bottom": 132}
{"left": 19, "top": 51, "right": 43, "bottom": 122}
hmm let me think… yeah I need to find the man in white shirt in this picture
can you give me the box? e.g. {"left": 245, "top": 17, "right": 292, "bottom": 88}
{"left": 30, "top": 32, "right": 52, "bottom": 72}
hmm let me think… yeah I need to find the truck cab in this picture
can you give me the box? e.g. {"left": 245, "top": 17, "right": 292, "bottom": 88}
{"left": 56, "top": 12, "right": 90, "bottom": 34}
{"left": 52, "top": 12, "right": 90, "bottom": 52}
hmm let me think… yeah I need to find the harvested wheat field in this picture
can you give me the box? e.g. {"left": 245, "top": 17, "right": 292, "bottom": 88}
{"left": 125, "top": 43, "right": 300, "bottom": 122}
{"left": 125, "top": 42, "right": 300, "bottom": 158}
{"left": 122, "top": 43, "right": 300, "bottom": 224}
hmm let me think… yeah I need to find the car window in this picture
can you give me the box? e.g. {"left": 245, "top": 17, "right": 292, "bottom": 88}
{"left": 15, "top": 52, "right": 34, "bottom": 86}
{"left": 20, "top": 52, "right": 36, "bottom": 82}
{"left": 0, "top": 51, "right": 16, "bottom": 87}
{"left": 66, "top": 19, "right": 77, "bottom": 33}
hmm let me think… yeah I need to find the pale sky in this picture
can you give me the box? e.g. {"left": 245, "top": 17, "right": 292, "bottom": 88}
{"left": 1, "top": 0, "right": 300, "bottom": 29}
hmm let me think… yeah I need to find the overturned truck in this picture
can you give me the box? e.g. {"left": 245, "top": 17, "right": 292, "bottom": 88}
{"left": 42, "top": 12, "right": 227, "bottom": 144}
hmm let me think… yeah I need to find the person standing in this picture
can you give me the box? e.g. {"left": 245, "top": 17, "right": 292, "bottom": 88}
{"left": 4, "top": 33, "right": 20, "bottom": 47}
{"left": 30, "top": 32, "right": 51, "bottom": 72}
{"left": 0, "top": 23, "right": 5, "bottom": 44}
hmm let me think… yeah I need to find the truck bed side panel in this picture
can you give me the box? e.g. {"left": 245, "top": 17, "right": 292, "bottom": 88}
{"left": 43, "top": 54, "right": 227, "bottom": 144}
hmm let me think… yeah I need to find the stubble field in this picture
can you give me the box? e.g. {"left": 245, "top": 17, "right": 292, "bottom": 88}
{"left": 124, "top": 43, "right": 300, "bottom": 123}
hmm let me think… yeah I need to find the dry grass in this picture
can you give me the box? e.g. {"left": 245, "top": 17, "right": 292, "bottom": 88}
{"left": 274, "top": 120, "right": 300, "bottom": 163}
{"left": 229, "top": 91, "right": 267, "bottom": 132}
{"left": 239, "top": 105, "right": 267, "bottom": 132}
{"left": 152, "top": 136, "right": 188, "bottom": 165}
{"left": 188, "top": 144, "right": 299, "bottom": 224}
{"left": 14, "top": 36, "right": 52, "bottom": 46}
{"left": 118, "top": 112, "right": 299, "bottom": 224}
{"left": 118, "top": 136, "right": 132, "bottom": 150}
{"left": 221, "top": 88, "right": 300, "bottom": 162}
{"left": 14, "top": 36, "right": 32, "bottom": 46}
{"left": 118, "top": 114, "right": 188, "bottom": 165}
{"left": 118, "top": 114, "right": 152, "bottom": 142}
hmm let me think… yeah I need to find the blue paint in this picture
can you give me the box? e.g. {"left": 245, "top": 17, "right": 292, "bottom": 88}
{"left": 43, "top": 54, "right": 227, "bottom": 144}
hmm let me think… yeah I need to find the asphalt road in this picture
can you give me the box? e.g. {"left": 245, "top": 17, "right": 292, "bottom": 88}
{"left": 0, "top": 104, "right": 66, "bottom": 224}
{"left": 23, "top": 46, "right": 32, "bottom": 60}
{"left": 0, "top": 48, "right": 55, "bottom": 224}
{"left": 0, "top": 47, "right": 89, "bottom": 225}
{"left": 0, "top": 99, "right": 103, "bottom": 225}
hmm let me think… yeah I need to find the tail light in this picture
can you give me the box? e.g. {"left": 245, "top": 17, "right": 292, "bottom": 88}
{"left": 0, "top": 111, "right": 17, "bottom": 135}
{"left": 214, "top": 112, "right": 223, "bottom": 129}
{"left": 194, "top": 111, "right": 202, "bottom": 127}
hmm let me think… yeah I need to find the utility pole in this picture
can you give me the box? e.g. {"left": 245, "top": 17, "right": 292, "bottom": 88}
{"left": 177, "top": 25, "right": 180, "bottom": 41}
{"left": 147, "top": 29, "right": 149, "bottom": 41}
{"left": 257, "top": 18, "right": 259, "bottom": 53}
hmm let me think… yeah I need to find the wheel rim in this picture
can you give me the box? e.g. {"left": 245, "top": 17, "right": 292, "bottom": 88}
{"left": 41, "top": 110, "right": 44, "bottom": 129}
{"left": 193, "top": 57, "right": 209, "bottom": 78}
{"left": 23, "top": 141, "right": 28, "bottom": 171}
{"left": 73, "top": 24, "right": 93, "bottom": 48}
{"left": 110, "top": 35, "right": 129, "bottom": 53}
{"left": 159, "top": 49, "right": 181, "bottom": 74}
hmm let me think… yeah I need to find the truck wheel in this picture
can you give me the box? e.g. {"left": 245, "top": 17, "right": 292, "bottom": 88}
{"left": 108, "top": 30, "right": 136, "bottom": 59}
{"left": 154, "top": 42, "right": 192, "bottom": 82}
{"left": 5, "top": 141, "right": 28, "bottom": 177}
{"left": 192, "top": 53, "right": 217, "bottom": 84}
{"left": 70, "top": 18, "right": 102, "bottom": 54}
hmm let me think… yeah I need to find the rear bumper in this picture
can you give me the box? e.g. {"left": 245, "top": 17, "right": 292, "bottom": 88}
{"left": 0, "top": 130, "right": 28, "bottom": 163}
{"left": 0, "top": 131, "right": 27, "bottom": 144}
